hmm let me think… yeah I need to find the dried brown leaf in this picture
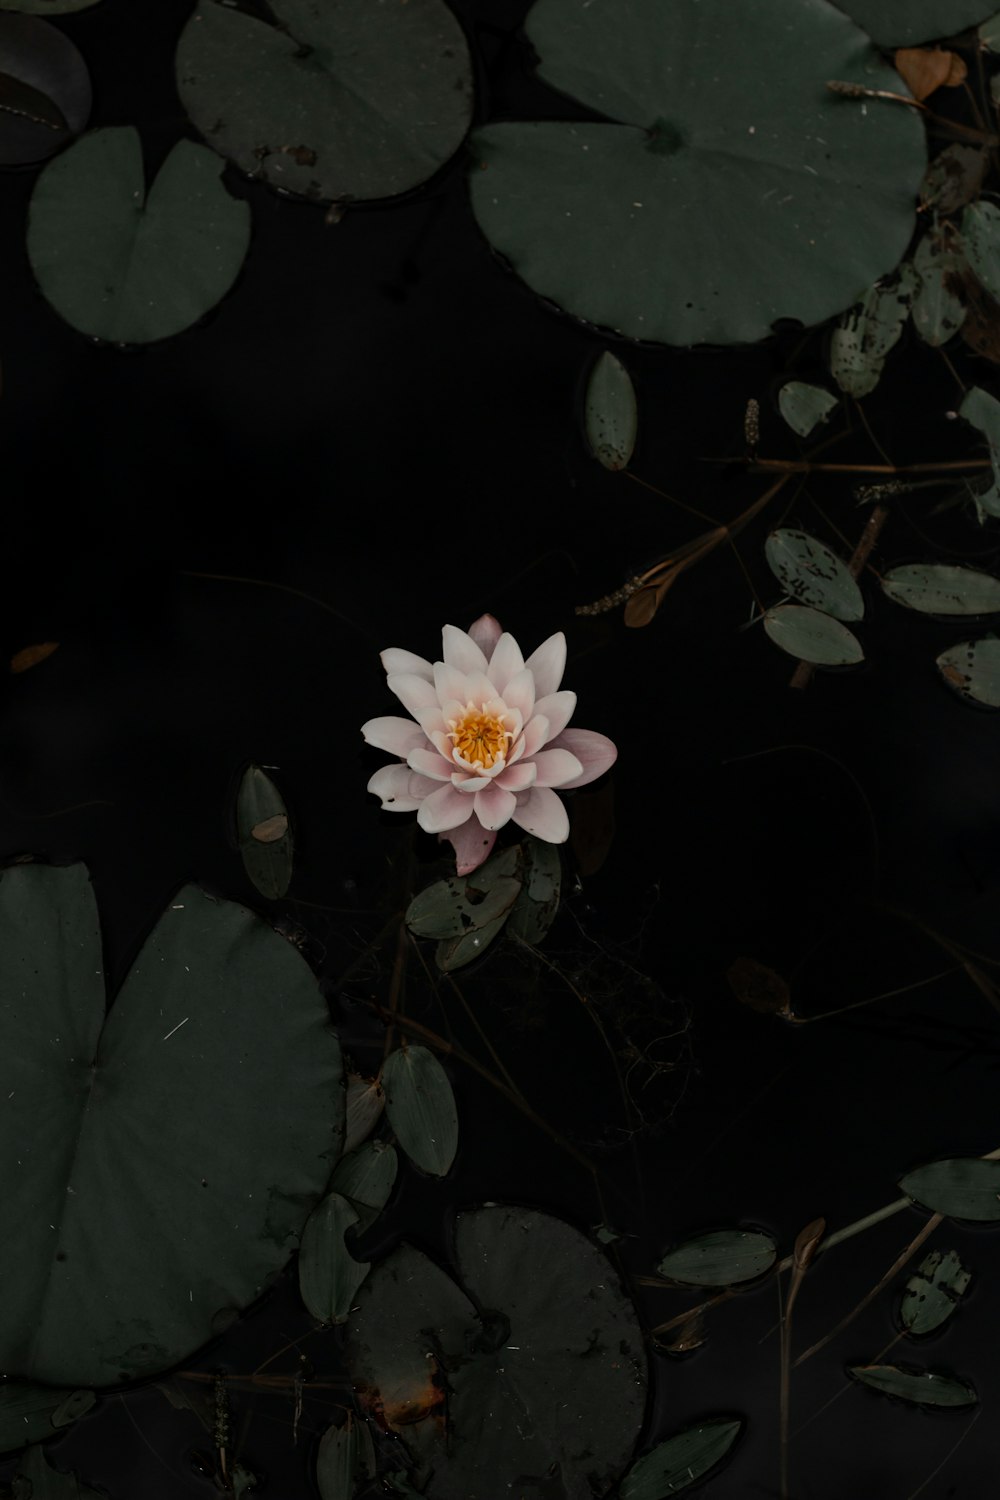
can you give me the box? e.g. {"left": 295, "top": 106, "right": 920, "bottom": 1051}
{"left": 894, "top": 46, "right": 952, "bottom": 101}
{"left": 251, "top": 814, "right": 289, "bottom": 843}
{"left": 726, "top": 955, "right": 791, "bottom": 1016}
{"left": 10, "top": 642, "right": 59, "bottom": 674}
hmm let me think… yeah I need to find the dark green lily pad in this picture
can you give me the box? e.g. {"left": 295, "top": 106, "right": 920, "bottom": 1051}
{"left": 27, "top": 126, "right": 250, "bottom": 344}
{"left": 585, "top": 350, "right": 637, "bottom": 470}
{"left": 881, "top": 563, "right": 1000, "bottom": 615}
{"left": 0, "top": 14, "right": 90, "bottom": 167}
{"left": 763, "top": 604, "right": 864, "bottom": 665}
{"left": 0, "top": 863, "right": 343, "bottom": 1386}
{"left": 469, "top": 0, "right": 925, "bottom": 345}
{"left": 176, "top": 0, "right": 472, "bottom": 204}
{"left": 900, "top": 1157, "right": 1000, "bottom": 1220}
{"left": 345, "top": 1206, "right": 646, "bottom": 1500}
{"left": 316, "top": 1414, "right": 375, "bottom": 1500}
{"left": 900, "top": 1250, "right": 971, "bottom": 1336}
{"left": 507, "top": 837, "right": 562, "bottom": 945}
{"left": 12, "top": 1443, "right": 102, "bottom": 1500}
{"left": 828, "top": 266, "right": 915, "bottom": 397}
{"left": 382, "top": 1045, "right": 457, "bottom": 1177}
{"left": 330, "top": 1141, "right": 398, "bottom": 1232}
{"left": 658, "top": 1229, "right": 776, "bottom": 1287}
{"left": 620, "top": 1419, "right": 743, "bottom": 1499}
{"left": 237, "top": 764, "right": 293, "bottom": 901}
{"left": 849, "top": 1363, "right": 976, "bottom": 1407}
{"left": 833, "top": 0, "right": 996, "bottom": 46}
{"left": 765, "top": 529, "right": 864, "bottom": 620}
{"left": 937, "top": 636, "right": 1000, "bottom": 706}
{"left": 298, "top": 1192, "right": 369, "bottom": 1325}
{"left": 777, "top": 382, "right": 839, "bottom": 438}
{"left": 0, "top": 1383, "right": 93, "bottom": 1454}
{"left": 0, "top": 0, "right": 102, "bottom": 10}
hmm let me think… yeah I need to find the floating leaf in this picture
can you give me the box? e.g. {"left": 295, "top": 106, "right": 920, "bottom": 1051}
{"left": 406, "top": 865, "right": 521, "bottom": 940}
{"left": 0, "top": 863, "right": 343, "bottom": 1386}
{"left": 507, "top": 838, "right": 561, "bottom": 944}
{"left": 777, "top": 382, "right": 838, "bottom": 438}
{"left": 0, "top": 15, "right": 89, "bottom": 167}
{"left": 430, "top": 844, "right": 524, "bottom": 970}
{"left": 12, "top": 1443, "right": 103, "bottom": 1500}
{"left": 982, "top": 10, "right": 1000, "bottom": 49}
{"left": 346, "top": 1207, "right": 646, "bottom": 1500}
{"left": 911, "top": 226, "right": 966, "bottom": 345}
{"left": 893, "top": 47, "right": 963, "bottom": 100}
{"left": 900, "top": 1250, "right": 971, "bottom": 1336}
{"left": 881, "top": 563, "right": 1000, "bottom": 615}
{"left": 584, "top": 351, "right": 637, "bottom": 471}
{"left": 620, "top": 1419, "right": 743, "bottom": 1499}
{"left": 961, "top": 200, "right": 1000, "bottom": 306}
{"left": 937, "top": 636, "right": 1000, "bottom": 706}
{"left": 920, "top": 144, "right": 988, "bottom": 214}
{"left": 0, "top": 1383, "right": 92, "bottom": 1454}
{"left": 900, "top": 1157, "right": 1000, "bottom": 1220}
{"left": 49, "top": 1389, "right": 96, "bottom": 1428}
{"left": 658, "top": 1229, "right": 776, "bottom": 1287}
{"left": 959, "top": 385, "right": 1000, "bottom": 475}
{"left": 835, "top": 0, "right": 997, "bottom": 47}
{"left": 763, "top": 605, "right": 864, "bottom": 666}
{"left": 237, "top": 764, "right": 293, "bottom": 900}
{"left": 726, "top": 956, "right": 791, "bottom": 1016}
{"left": 382, "top": 1045, "right": 457, "bottom": 1177}
{"left": 0, "top": 0, "right": 102, "bottom": 11}
{"left": 330, "top": 1142, "right": 398, "bottom": 1232}
{"left": 849, "top": 1363, "right": 976, "bottom": 1407}
{"left": 10, "top": 641, "right": 58, "bottom": 674}
{"left": 28, "top": 126, "right": 250, "bottom": 344}
{"left": 344, "top": 1073, "right": 385, "bottom": 1154}
{"left": 765, "top": 529, "right": 864, "bottom": 621}
{"left": 316, "top": 1414, "right": 375, "bottom": 1500}
{"left": 176, "top": 0, "right": 472, "bottom": 204}
{"left": 829, "top": 267, "right": 916, "bottom": 398}
{"left": 299, "top": 1192, "right": 370, "bottom": 1325}
{"left": 469, "top": 0, "right": 925, "bottom": 346}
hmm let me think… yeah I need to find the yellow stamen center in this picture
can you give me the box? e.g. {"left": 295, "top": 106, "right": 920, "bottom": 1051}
{"left": 449, "top": 705, "right": 511, "bottom": 770}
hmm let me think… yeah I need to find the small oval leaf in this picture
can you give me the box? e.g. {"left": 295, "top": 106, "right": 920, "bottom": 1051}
{"left": 406, "top": 873, "right": 521, "bottom": 940}
{"left": 900, "top": 1157, "right": 1000, "bottom": 1221}
{"left": 962, "top": 200, "right": 1000, "bottom": 303}
{"left": 829, "top": 269, "right": 915, "bottom": 399}
{"left": 298, "top": 1191, "right": 370, "bottom": 1325}
{"left": 506, "top": 838, "right": 561, "bottom": 945}
{"left": 777, "top": 381, "right": 838, "bottom": 438}
{"left": 765, "top": 530, "right": 864, "bottom": 621}
{"left": 382, "top": 1045, "right": 457, "bottom": 1177}
{"left": 620, "top": 1418, "right": 743, "bottom": 1499}
{"left": 920, "top": 143, "right": 988, "bottom": 215}
{"left": 763, "top": 605, "right": 864, "bottom": 666}
{"left": 849, "top": 1364, "right": 976, "bottom": 1408}
{"left": 937, "top": 637, "right": 1000, "bottom": 706}
{"left": 330, "top": 1142, "right": 398, "bottom": 1232}
{"left": 585, "top": 350, "right": 637, "bottom": 471}
{"left": 900, "top": 1250, "right": 971, "bottom": 1337}
{"left": 344, "top": 1073, "right": 385, "bottom": 1154}
{"left": 237, "top": 765, "right": 293, "bottom": 900}
{"left": 911, "top": 228, "right": 966, "bottom": 347}
{"left": 316, "top": 1414, "right": 375, "bottom": 1500}
{"left": 657, "top": 1229, "right": 776, "bottom": 1287}
{"left": 882, "top": 563, "right": 1000, "bottom": 616}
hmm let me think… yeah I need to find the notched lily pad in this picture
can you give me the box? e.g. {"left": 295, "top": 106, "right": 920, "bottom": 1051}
{"left": 0, "top": 14, "right": 90, "bottom": 167}
{"left": 900, "top": 1157, "right": 1000, "bottom": 1220}
{"left": 345, "top": 1206, "right": 646, "bottom": 1500}
{"left": 620, "top": 1418, "right": 743, "bottom": 1498}
{"left": 849, "top": 1363, "right": 976, "bottom": 1407}
{"left": 765, "top": 529, "right": 864, "bottom": 621}
{"left": 237, "top": 764, "right": 293, "bottom": 900}
{"left": 658, "top": 1229, "right": 776, "bottom": 1287}
{"left": 900, "top": 1249, "right": 971, "bottom": 1336}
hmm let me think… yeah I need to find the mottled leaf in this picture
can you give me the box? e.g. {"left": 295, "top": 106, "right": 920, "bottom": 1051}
{"left": 658, "top": 1229, "right": 776, "bottom": 1287}
{"left": 911, "top": 226, "right": 966, "bottom": 346}
{"left": 829, "top": 267, "right": 916, "bottom": 399}
{"left": 900, "top": 1250, "right": 971, "bottom": 1336}
{"left": 881, "top": 563, "right": 1000, "bottom": 615}
{"left": 765, "top": 529, "right": 863, "bottom": 620}
{"left": 12, "top": 1443, "right": 103, "bottom": 1499}
{"left": 507, "top": 838, "right": 561, "bottom": 944}
{"left": 900, "top": 1157, "right": 1000, "bottom": 1220}
{"left": 298, "top": 1192, "right": 370, "bottom": 1325}
{"left": 849, "top": 1363, "right": 976, "bottom": 1407}
{"left": 920, "top": 144, "right": 988, "bottom": 214}
{"left": 382, "top": 1045, "right": 457, "bottom": 1177}
{"left": 585, "top": 350, "right": 637, "bottom": 471}
{"left": 620, "top": 1419, "right": 743, "bottom": 1499}
{"left": 777, "top": 381, "right": 838, "bottom": 438}
{"left": 962, "top": 200, "right": 1000, "bottom": 305}
{"left": 937, "top": 636, "right": 1000, "bottom": 706}
{"left": 763, "top": 605, "right": 864, "bottom": 665}
{"left": 237, "top": 764, "right": 293, "bottom": 900}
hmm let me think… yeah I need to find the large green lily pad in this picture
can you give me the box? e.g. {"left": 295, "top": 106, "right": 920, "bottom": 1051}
{"left": 0, "top": 863, "right": 343, "bottom": 1387}
{"left": 832, "top": 0, "right": 997, "bottom": 47}
{"left": 469, "top": 0, "right": 925, "bottom": 345}
{"left": 346, "top": 1206, "right": 646, "bottom": 1499}
{"left": 176, "top": 0, "right": 473, "bottom": 204}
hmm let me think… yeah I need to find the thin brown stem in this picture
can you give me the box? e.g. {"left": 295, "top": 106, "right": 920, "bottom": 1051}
{"left": 623, "top": 469, "right": 719, "bottom": 524}
{"left": 780, "top": 1219, "right": 825, "bottom": 1500}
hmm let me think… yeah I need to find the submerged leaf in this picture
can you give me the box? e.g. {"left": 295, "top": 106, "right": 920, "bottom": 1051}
{"left": 658, "top": 1229, "right": 776, "bottom": 1287}
{"left": 298, "top": 1192, "right": 370, "bottom": 1325}
{"left": 849, "top": 1363, "right": 976, "bottom": 1407}
{"left": 382, "top": 1045, "right": 458, "bottom": 1176}
{"left": 900, "top": 1157, "right": 1000, "bottom": 1220}
{"left": 620, "top": 1419, "right": 742, "bottom": 1498}
{"left": 237, "top": 764, "right": 293, "bottom": 899}
{"left": 330, "top": 1141, "right": 398, "bottom": 1231}
{"left": 726, "top": 956, "right": 791, "bottom": 1016}
{"left": 962, "top": 201, "right": 1000, "bottom": 305}
{"left": 585, "top": 350, "right": 637, "bottom": 471}
{"left": 900, "top": 1250, "right": 971, "bottom": 1336}
{"left": 881, "top": 563, "right": 1000, "bottom": 615}
{"left": 764, "top": 529, "right": 864, "bottom": 621}
{"left": 507, "top": 838, "right": 562, "bottom": 944}
{"left": 777, "top": 381, "right": 838, "bottom": 438}
{"left": 763, "top": 605, "right": 864, "bottom": 665}
{"left": 829, "top": 268, "right": 916, "bottom": 398}
{"left": 937, "top": 636, "right": 1000, "bottom": 706}
{"left": 920, "top": 144, "right": 988, "bottom": 214}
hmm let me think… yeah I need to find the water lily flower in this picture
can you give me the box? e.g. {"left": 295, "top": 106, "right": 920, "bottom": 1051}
{"left": 362, "top": 614, "right": 617, "bottom": 875}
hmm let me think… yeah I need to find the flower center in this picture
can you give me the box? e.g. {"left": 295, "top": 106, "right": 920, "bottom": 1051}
{"left": 448, "top": 705, "right": 511, "bottom": 770}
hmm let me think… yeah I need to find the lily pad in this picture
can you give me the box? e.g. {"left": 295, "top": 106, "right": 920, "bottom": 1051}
{"left": 982, "top": 10, "right": 1000, "bottom": 49}
{"left": 881, "top": 563, "right": 1000, "bottom": 615}
{"left": 406, "top": 861, "right": 521, "bottom": 940}
{"left": 0, "top": 1383, "right": 93, "bottom": 1454}
{"left": 469, "top": 0, "right": 925, "bottom": 346}
{"left": 12, "top": 1443, "right": 102, "bottom": 1500}
{"left": 620, "top": 1419, "right": 743, "bottom": 1499}
{"left": 765, "top": 529, "right": 864, "bottom": 620}
{"left": 658, "top": 1229, "right": 776, "bottom": 1287}
{"left": 176, "top": 0, "right": 473, "bottom": 204}
{"left": 298, "top": 1191, "right": 370, "bottom": 1325}
{"left": 828, "top": 266, "right": 916, "bottom": 398}
{"left": 0, "top": 14, "right": 90, "bottom": 166}
{"left": 937, "top": 636, "right": 1000, "bottom": 706}
{"left": 28, "top": 126, "right": 250, "bottom": 344}
{"left": 345, "top": 1206, "right": 646, "bottom": 1500}
{"left": 237, "top": 764, "right": 293, "bottom": 901}
{"left": 900, "top": 1250, "right": 971, "bottom": 1336}
{"left": 585, "top": 350, "right": 637, "bottom": 470}
{"left": 330, "top": 1141, "right": 398, "bottom": 1231}
{"left": 834, "top": 0, "right": 997, "bottom": 47}
{"left": 849, "top": 1363, "right": 976, "bottom": 1407}
{"left": 900, "top": 1157, "right": 1000, "bottom": 1220}
{"left": 777, "top": 381, "right": 839, "bottom": 438}
{"left": 0, "top": 862, "right": 343, "bottom": 1386}
{"left": 382, "top": 1045, "right": 457, "bottom": 1177}
{"left": 763, "top": 604, "right": 864, "bottom": 665}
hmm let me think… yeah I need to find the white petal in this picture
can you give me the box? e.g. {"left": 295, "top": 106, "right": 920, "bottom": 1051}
{"left": 362, "top": 716, "right": 427, "bottom": 757}
{"left": 546, "top": 728, "right": 618, "bottom": 788}
{"left": 519, "top": 714, "right": 551, "bottom": 758}
{"left": 524, "top": 632, "right": 566, "bottom": 697}
{"left": 388, "top": 672, "right": 439, "bottom": 719}
{"left": 523, "top": 748, "right": 583, "bottom": 787}
{"left": 417, "top": 784, "right": 476, "bottom": 833}
{"left": 495, "top": 760, "right": 536, "bottom": 792}
{"left": 532, "top": 690, "right": 576, "bottom": 741}
{"left": 487, "top": 633, "right": 525, "bottom": 693}
{"left": 381, "top": 647, "right": 433, "bottom": 681}
{"left": 452, "top": 771, "right": 492, "bottom": 791}
{"left": 442, "top": 624, "right": 488, "bottom": 674}
{"left": 407, "top": 747, "right": 454, "bottom": 781}
{"left": 368, "top": 763, "right": 424, "bottom": 811}
{"left": 502, "top": 666, "right": 535, "bottom": 722}
{"left": 474, "top": 783, "right": 517, "bottom": 830}
{"left": 511, "top": 786, "right": 569, "bottom": 843}
{"left": 433, "top": 661, "right": 471, "bottom": 707}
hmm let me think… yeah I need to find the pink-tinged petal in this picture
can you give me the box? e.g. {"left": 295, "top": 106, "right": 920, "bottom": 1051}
{"left": 361, "top": 715, "right": 427, "bottom": 757}
{"left": 381, "top": 647, "right": 433, "bottom": 681}
{"left": 486, "top": 633, "right": 525, "bottom": 694}
{"left": 474, "top": 782, "right": 517, "bottom": 830}
{"left": 495, "top": 760, "right": 537, "bottom": 792}
{"left": 433, "top": 661, "right": 472, "bottom": 708}
{"left": 439, "top": 818, "right": 496, "bottom": 876}
{"left": 414, "top": 706, "right": 449, "bottom": 740}
{"left": 502, "top": 666, "right": 535, "bottom": 722}
{"left": 519, "top": 714, "right": 551, "bottom": 758}
{"left": 461, "top": 671, "right": 501, "bottom": 706}
{"left": 368, "top": 763, "right": 424, "bottom": 811}
{"left": 524, "top": 632, "right": 566, "bottom": 697}
{"left": 430, "top": 728, "right": 453, "bottom": 758}
{"left": 452, "top": 771, "right": 492, "bottom": 791}
{"left": 523, "top": 747, "right": 583, "bottom": 788}
{"left": 441, "top": 624, "right": 488, "bottom": 674}
{"left": 417, "top": 784, "right": 475, "bottom": 833}
{"left": 407, "top": 747, "right": 454, "bottom": 782}
{"left": 388, "top": 672, "right": 439, "bottom": 720}
{"left": 546, "top": 728, "right": 618, "bottom": 788}
{"left": 532, "top": 690, "right": 576, "bottom": 740}
{"left": 468, "top": 614, "right": 502, "bottom": 656}
{"left": 511, "top": 786, "right": 569, "bottom": 844}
